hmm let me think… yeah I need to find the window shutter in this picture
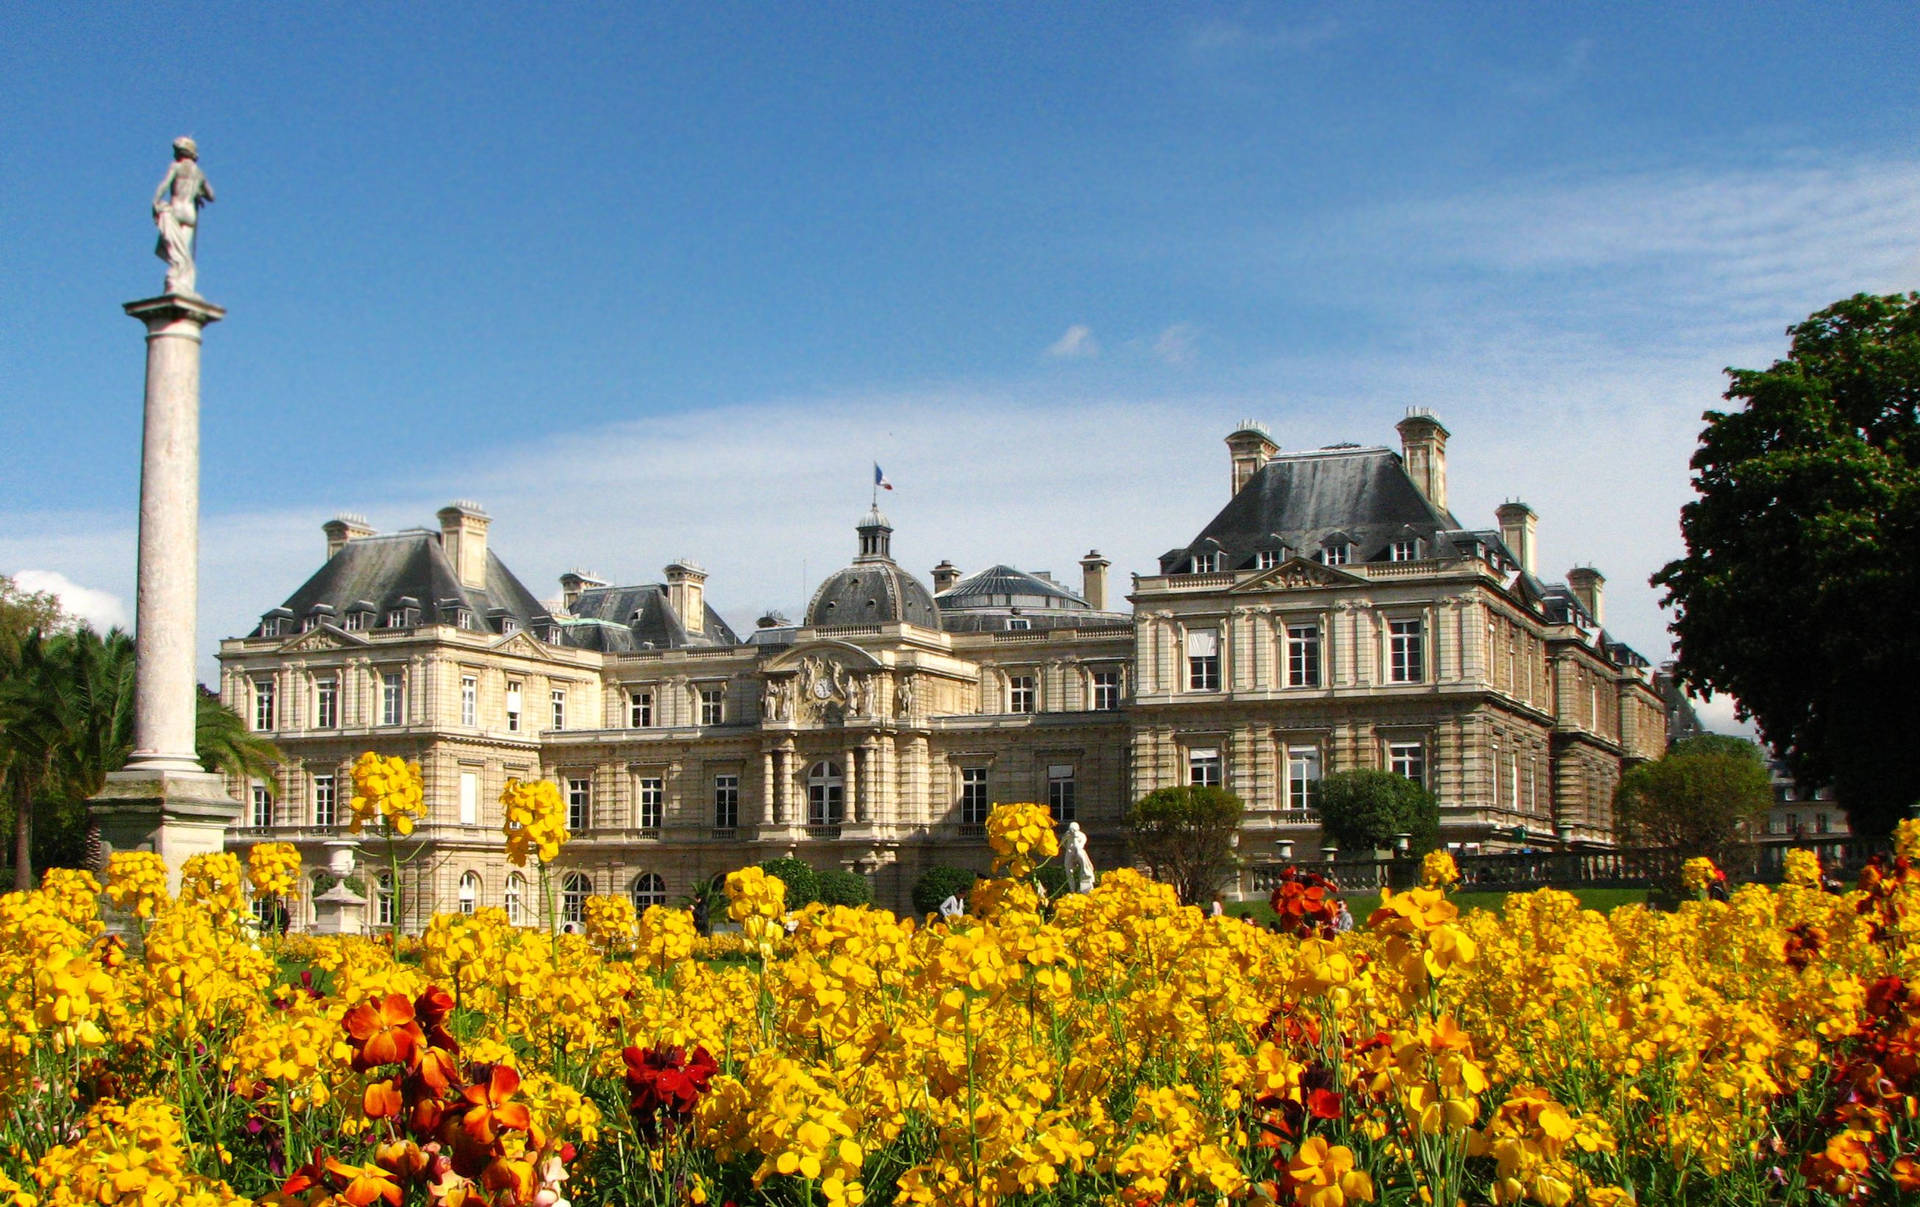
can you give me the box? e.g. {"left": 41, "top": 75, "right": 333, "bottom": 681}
{"left": 1185, "top": 628, "right": 1219, "bottom": 657}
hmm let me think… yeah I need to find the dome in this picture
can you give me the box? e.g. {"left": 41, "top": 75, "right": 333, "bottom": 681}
{"left": 804, "top": 508, "right": 938, "bottom": 627}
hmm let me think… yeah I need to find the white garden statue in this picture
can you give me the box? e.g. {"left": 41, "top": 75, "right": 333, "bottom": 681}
{"left": 1063, "top": 821, "right": 1095, "bottom": 893}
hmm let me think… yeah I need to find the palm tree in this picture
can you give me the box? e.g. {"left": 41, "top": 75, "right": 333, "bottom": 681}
{"left": 2, "top": 624, "right": 283, "bottom": 886}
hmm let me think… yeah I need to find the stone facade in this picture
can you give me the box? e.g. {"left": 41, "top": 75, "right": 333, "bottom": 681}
{"left": 219, "top": 413, "right": 1666, "bottom": 927}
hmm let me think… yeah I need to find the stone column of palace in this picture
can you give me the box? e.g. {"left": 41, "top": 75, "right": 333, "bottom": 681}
{"left": 92, "top": 293, "right": 244, "bottom": 889}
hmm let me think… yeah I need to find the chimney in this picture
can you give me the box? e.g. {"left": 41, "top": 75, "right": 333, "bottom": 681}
{"left": 1079, "top": 549, "right": 1111, "bottom": 611}
{"left": 1495, "top": 501, "right": 1538, "bottom": 576}
{"left": 665, "top": 560, "right": 708, "bottom": 635}
{"left": 1225, "top": 421, "right": 1280, "bottom": 495}
{"left": 323, "top": 513, "right": 374, "bottom": 559}
{"left": 558, "top": 569, "right": 606, "bottom": 611}
{"left": 1396, "top": 408, "right": 1450, "bottom": 512}
{"left": 1567, "top": 567, "right": 1606, "bottom": 625}
{"left": 436, "top": 502, "right": 491, "bottom": 589}
{"left": 931, "top": 560, "right": 961, "bottom": 593}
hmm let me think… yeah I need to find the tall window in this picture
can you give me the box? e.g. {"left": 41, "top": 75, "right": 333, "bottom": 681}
{"left": 458, "top": 872, "right": 479, "bottom": 915}
{"left": 1186, "top": 629, "right": 1221, "bottom": 691}
{"left": 1388, "top": 741, "right": 1427, "bottom": 788}
{"left": 1187, "top": 748, "right": 1223, "bottom": 788}
{"left": 1388, "top": 619, "right": 1425, "bottom": 683}
{"left": 959, "top": 767, "right": 989, "bottom": 826}
{"left": 1092, "top": 669, "right": 1121, "bottom": 711}
{"left": 461, "top": 675, "right": 477, "bottom": 727}
{"left": 375, "top": 873, "right": 394, "bottom": 927}
{"left": 567, "top": 777, "right": 592, "bottom": 831}
{"left": 700, "top": 686, "right": 724, "bottom": 726}
{"left": 637, "top": 777, "right": 663, "bottom": 830}
{"left": 250, "top": 782, "right": 272, "bottom": 828}
{"left": 630, "top": 690, "right": 654, "bottom": 728}
{"left": 551, "top": 689, "right": 567, "bottom": 731}
{"left": 505, "top": 682, "right": 522, "bottom": 732}
{"left": 381, "top": 672, "right": 404, "bottom": 726}
{"left": 1286, "top": 624, "right": 1321, "bottom": 688}
{"left": 312, "top": 774, "right": 336, "bottom": 827}
{"left": 713, "top": 774, "right": 739, "bottom": 829}
{"left": 253, "top": 679, "right": 276, "bottom": 731}
{"left": 809, "top": 761, "right": 846, "bottom": 828}
{"left": 459, "top": 770, "right": 479, "bottom": 826}
{"left": 504, "top": 872, "right": 526, "bottom": 926}
{"left": 561, "top": 874, "right": 590, "bottom": 927}
{"left": 314, "top": 677, "right": 337, "bottom": 729}
{"left": 1047, "top": 765, "right": 1076, "bottom": 823}
{"left": 1286, "top": 746, "right": 1322, "bottom": 815}
{"left": 630, "top": 873, "right": 667, "bottom": 912}
{"left": 1008, "top": 675, "right": 1036, "bottom": 714}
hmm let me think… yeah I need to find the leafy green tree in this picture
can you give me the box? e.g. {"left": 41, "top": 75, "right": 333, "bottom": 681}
{"left": 1315, "top": 770, "right": 1440, "bottom": 856}
{"left": 815, "top": 868, "right": 873, "bottom": 908}
{"left": 1125, "top": 785, "right": 1245, "bottom": 907}
{"left": 912, "top": 865, "right": 981, "bottom": 917}
{"left": 759, "top": 856, "right": 819, "bottom": 909}
{"left": 1652, "top": 293, "right": 1920, "bottom": 836}
{"left": 1615, "top": 735, "right": 1773, "bottom": 864}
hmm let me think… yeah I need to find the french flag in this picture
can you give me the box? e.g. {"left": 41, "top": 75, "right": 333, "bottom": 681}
{"left": 874, "top": 463, "right": 893, "bottom": 491}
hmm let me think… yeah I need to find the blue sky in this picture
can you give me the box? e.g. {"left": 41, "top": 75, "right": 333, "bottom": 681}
{"left": 4, "top": 4, "right": 1918, "bottom": 729}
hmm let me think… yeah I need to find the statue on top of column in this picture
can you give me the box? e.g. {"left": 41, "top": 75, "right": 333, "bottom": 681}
{"left": 152, "top": 138, "right": 214, "bottom": 296}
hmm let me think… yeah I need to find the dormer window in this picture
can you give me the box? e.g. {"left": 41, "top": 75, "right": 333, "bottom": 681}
{"left": 1190, "top": 551, "right": 1222, "bottom": 574}
{"left": 454, "top": 608, "right": 473, "bottom": 628}
{"left": 1319, "top": 543, "right": 1351, "bottom": 567}
{"left": 500, "top": 617, "right": 517, "bottom": 635}
{"left": 1006, "top": 617, "right": 1031, "bottom": 631}
{"left": 1389, "top": 539, "right": 1421, "bottom": 562}
{"left": 1255, "top": 550, "right": 1280, "bottom": 570}
{"left": 383, "top": 610, "right": 405, "bottom": 628}
{"left": 343, "top": 610, "right": 369, "bottom": 631}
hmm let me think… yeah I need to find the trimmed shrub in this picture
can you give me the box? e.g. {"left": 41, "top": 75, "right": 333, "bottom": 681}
{"left": 912, "top": 865, "right": 982, "bottom": 918}
{"left": 758, "top": 857, "right": 819, "bottom": 909}
{"left": 815, "top": 868, "right": 873, "bottom": 908}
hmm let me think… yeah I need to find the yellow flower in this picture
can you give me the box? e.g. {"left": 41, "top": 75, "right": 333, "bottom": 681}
{"left": 348, "top": 751, "right": 426, "bottom": 835}
{"left": 500, "top": 777, "right": 569, "bottom": 866}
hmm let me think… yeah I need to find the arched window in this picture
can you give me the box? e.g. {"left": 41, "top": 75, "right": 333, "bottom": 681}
{"left": 807, "top": 760, "right": 845, "bottom": 828}
{"left": 504, "top": 872, "right": 526, "bottom": 926}
{"left": 375, "top": 872, "right": 394, "bottom": 928}
{"left": 458, "top": 871, "right": 480, "bottom": 915}
{"left": 562, "top": 872, "right": 591, "bottom": 926}
{"left": 630, "top": 872, "right": 667, "bottom": 912}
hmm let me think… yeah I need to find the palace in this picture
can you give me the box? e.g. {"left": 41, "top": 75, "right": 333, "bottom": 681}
{"left": 218, "top": 412, "right": 1667, "bottom": 927}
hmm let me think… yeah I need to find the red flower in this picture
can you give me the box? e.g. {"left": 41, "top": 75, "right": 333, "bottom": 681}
{"left": 1307, "top": 1087, "right": 1343, "bottom": 1119}
{"left": 622, "top": 1044, "right": 718, "bottom": 1135}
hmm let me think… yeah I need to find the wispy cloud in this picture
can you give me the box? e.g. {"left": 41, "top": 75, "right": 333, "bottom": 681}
{"left": 1152, "top": 322, "right": 1201, "bottom": 366}
{"left": 1045, "top": 323, "right": 1100, "bottom": 359}
{"left": 1186, "top": 15, "right": 1342, "bottom": 58}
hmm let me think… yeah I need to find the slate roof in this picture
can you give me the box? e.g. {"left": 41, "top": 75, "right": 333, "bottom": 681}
{"left": 806, "top": 563, "right": 940, "bottom": 627}
{"left": 565, "top": 584, "right": 739, "bottom": 650}
{"left": 934, "top": 564, "right": 1131, "bottom": 633}
{"left": 259, "top": 532, "right": 550, "bottom": 635}
{"left": 1160, "top": 447, "right": 1461, "bottom": 574}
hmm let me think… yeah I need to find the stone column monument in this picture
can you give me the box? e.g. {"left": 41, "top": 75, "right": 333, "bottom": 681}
{"left": 91, "top": 139, "right": 243, "bottom": 888}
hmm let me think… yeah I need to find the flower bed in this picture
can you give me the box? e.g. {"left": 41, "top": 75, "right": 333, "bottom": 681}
{"left": 4, "top": 819, "right": 1920, "bottom": 1205}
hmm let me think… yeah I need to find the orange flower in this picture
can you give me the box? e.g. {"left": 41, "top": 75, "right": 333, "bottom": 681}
{"left": 374, "top": 1139, "right": 429, "bottom": 1180}
{"left": 1284, "top": 1135, "right": 1375, "bottom": 1207}
{"left": 324, "top": 1157, "right": 403, "bottom": 1207}
{"left": 344, "top": 992, "right": 425, "bottom": 1070}
{"left": 461, "top": 1064, "right": 533, "bottom": 1145}
{"left": 363, "top": 1079, "right": 402, "bottom": 1120}
{"left": 417, "top": 1046, "right": 462, "bottom": 1095}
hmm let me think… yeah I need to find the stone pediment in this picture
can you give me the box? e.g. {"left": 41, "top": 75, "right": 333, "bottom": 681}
{"left": 489, "top": 631, "right": 549, "bottom": 658}
{"left": 1229, "top": 556, "right": 1364, "bottom": 593}
{"left": 275, "top": 625, "right": 369, "bottom": 654}
{"left": 760, "top": 642, "right": 890, "bottom": 724}
{"left": 761, "top": 639, "right": 884, "bottom": 675}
